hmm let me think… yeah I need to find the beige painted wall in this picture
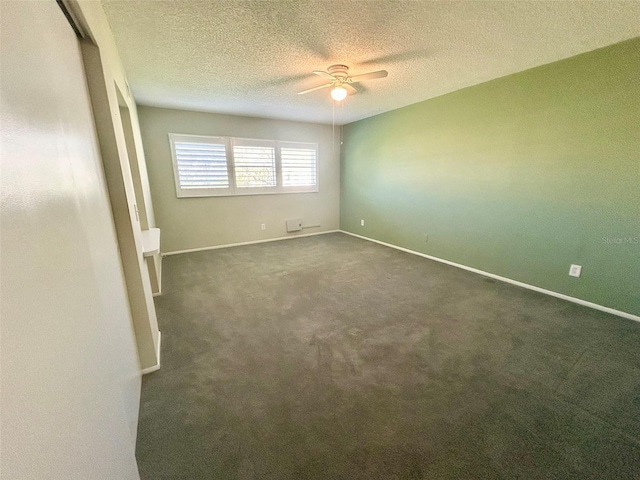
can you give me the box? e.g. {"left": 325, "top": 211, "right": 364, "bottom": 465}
{"left": 138, "top": 106, "right": 341, "bottom": 253}
{"left": 1, "top": 1, "right": 140, "bottom": 478}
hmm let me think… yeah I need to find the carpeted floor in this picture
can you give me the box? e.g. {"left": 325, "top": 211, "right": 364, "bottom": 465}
{"left": 137, "top": 232, "right": 640, "bottom": 479}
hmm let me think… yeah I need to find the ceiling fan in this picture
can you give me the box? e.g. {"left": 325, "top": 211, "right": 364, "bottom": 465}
{"left": 297, "top": 64, "right": 388, "bottom": 101}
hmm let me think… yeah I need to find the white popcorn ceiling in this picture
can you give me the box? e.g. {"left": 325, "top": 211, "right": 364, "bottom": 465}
{"left": 101, "top": 0, "right": 640, "bottom": 125}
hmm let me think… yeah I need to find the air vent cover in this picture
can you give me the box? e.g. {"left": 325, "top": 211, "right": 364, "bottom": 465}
{"left": 286, "top": 219, "right": 303, "bottom": 232}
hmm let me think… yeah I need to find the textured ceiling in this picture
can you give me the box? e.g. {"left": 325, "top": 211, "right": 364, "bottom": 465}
{"left": 101, "top": 0, "right": 640, "bottom": 125}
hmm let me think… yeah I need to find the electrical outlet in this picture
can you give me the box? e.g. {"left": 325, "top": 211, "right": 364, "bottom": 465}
{"left": 360, "top": 219, "right": 365, "bottom": 227}
{"left": 261, "top": 223, "right": 266, "bottom": 231}
{"left": 569, "top": 264, "right": 582, "bottom": 277}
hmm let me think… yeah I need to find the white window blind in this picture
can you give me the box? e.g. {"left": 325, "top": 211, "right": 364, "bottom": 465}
{"left": 174, "top": 140, "right": 229, "bottom": 189}
{"left": 232, "top": 140, "right": 276, "bottom": 188}
{"left": 169, "top": 133, "right": 318, "bottom": 197}
{"left": 281, "top": 142, "right": 317, "bottom": 187}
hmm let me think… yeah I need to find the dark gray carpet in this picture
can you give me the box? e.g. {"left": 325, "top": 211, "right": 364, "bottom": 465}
{"left": 137, "top": 232, "right": 640, "bottom": 479}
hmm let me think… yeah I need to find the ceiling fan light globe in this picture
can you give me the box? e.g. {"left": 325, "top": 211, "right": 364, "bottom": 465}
{"left": 331, "top": 86, "right": 348, "bottom": 101}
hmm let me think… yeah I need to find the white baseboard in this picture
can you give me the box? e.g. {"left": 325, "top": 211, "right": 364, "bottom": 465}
{"left": 141, "top": 331, "right": 162, "bottom": 375}
{"left": 341, "top": 230, "right": 640, "bottom": 323}
{"left": 162, "top": 230, "right": 340, "bottom": 257}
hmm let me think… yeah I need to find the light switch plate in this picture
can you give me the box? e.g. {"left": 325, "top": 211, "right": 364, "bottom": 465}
{"left": 569, "top": 264, "right": 582, "bottom": 277}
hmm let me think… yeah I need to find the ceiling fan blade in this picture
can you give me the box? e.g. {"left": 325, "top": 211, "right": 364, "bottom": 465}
{"left": 349, "top": 70, "right": 388, "bottom": 83}
{"left": 344, "top": 83, "right": 358, "bottom": 96}
{"left": 313, "top": 70, "right": 336, "bottom": 80}
{"left": 297, "top": 82, "right": 333, "bottom": 95}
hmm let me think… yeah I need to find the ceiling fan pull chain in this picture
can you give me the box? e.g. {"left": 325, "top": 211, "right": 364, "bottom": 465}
{"left": 332, "top": 99, "right": 335, "bottom": 152}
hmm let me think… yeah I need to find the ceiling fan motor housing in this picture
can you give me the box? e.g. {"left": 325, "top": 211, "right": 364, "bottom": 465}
{"left": 327, "top": 64, "right": 349, "bottom": 79}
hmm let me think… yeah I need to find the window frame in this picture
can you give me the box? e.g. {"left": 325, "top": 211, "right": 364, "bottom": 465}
{"left": 169, "top": 133, "right": 319, "bottom": 198}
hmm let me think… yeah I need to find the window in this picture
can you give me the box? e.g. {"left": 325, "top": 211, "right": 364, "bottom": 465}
{"left": 169, "top": 134, "right": 318, "bottom": 198}
{"left": 232, "top": 139, "right": 276, "bottom": 189}
{"left": 281, "top": 142, "right": 317, "bottom": 187}
{"left": 172, "top": 136, "right": 230, "bottom": 193}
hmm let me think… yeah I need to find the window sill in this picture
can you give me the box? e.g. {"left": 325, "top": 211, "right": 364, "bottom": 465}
{"left": 176, "top": 188, "right": 319, "bottom": 198}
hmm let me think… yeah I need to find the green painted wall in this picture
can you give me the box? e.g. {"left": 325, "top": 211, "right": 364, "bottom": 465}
{"left": 341, "top": 38, "right": 640, "bottom": 316}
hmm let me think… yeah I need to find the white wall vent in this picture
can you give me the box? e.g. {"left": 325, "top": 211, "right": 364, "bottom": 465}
{"left": 286, "top": 219, "right": 303, "bottom": 232}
